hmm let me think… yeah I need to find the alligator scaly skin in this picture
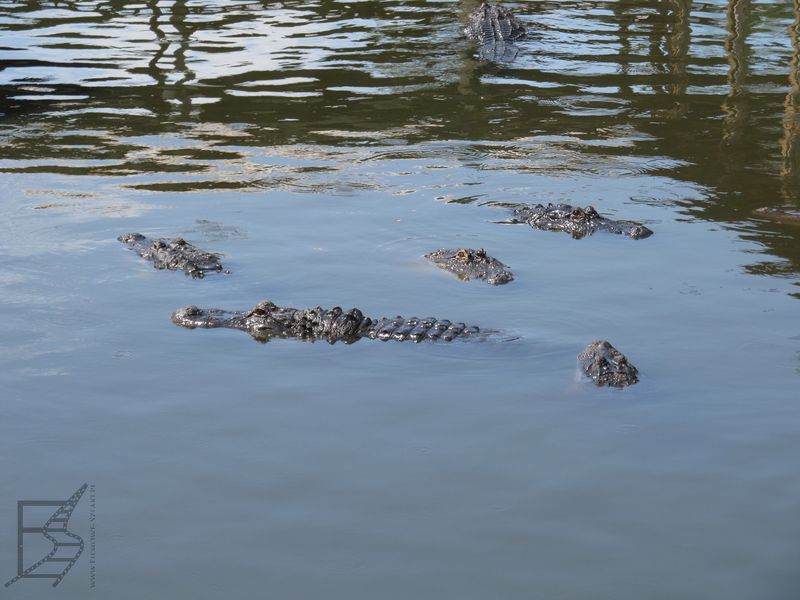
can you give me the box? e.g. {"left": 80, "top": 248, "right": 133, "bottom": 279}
{"left": 578, "top": 340, "right": 639, "bottom": 388}
{"left": 464, "top": 3, "right": 526, "bottom": 62}
{"left": 172, "top": 300, "right": 480, "bottom": 344}
{"left": 118, "top": 233, "right": 225, "bottom": 278}
{"left": 426, "top": 248, "right": 513, "bottom": 285}
{"left": 464, "top": 3, "right": 526, "bottom": 44}
{"left": 511, "top": 204, "right": 653, "bottom": 240}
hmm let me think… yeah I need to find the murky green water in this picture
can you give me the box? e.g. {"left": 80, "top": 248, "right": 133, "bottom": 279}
{"left": 1, "top": 1, "right": 799, "bottom": 598}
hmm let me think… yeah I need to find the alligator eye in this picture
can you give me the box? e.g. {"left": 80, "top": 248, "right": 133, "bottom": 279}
{"left": 250, "top": 308, "right": 266, "bottom": 316}
{"left": 173, "top": 238, "right": 187, "bottom": 246}
{"left": 456, "top": 249, "right": 469, "bottom": 261}
{"left": 251, "top": 300, "right": 277, "bottom": 314}
{"left": 153, "top": 240, "right": 167, "bottom": 249}
{"left": 570, "top": 208, "right": 585, "bottom": 221}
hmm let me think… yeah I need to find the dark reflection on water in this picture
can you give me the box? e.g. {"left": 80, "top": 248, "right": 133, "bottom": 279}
{"left": 0, "top": 10, "right": 798, "bottom": 175}
{"left": 783, "top": 0, "right": 800, "bottom": 197}
{"left": 1, "top": 1, "right": 799, "bottom": 283}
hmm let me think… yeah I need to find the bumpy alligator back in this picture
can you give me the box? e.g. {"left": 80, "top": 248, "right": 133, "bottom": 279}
{"left": 363, "top": 316, "right": 479, "bottom": 342}
{"left": 464, "top": 3, "right": 526, "bottom": 45}
{"left": 118, "top": 232, "right": 225, "bottom": 277}
{"left": 172, "top": 300, "right": 480, "bottom": 344}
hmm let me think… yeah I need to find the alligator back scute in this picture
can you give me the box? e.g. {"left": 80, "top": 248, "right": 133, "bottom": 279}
{"left": 363, "top": 316, "right": 478, "bottom": 342}
{"left": 119, "top": 232, "right": 225, "bottom": 277}
{"left": 465, "top": 3, "right": 527, "bottom": 44}
{"left": 172, "top": 302, "right": 480, "bottom": 344}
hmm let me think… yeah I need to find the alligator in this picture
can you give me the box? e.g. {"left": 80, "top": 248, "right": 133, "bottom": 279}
{"left": 426, "top": 247, "right": 513, "bottom": 285}
{"left": 578, "top": 340, "right": 639, "bottom": 388}
{"left": 172, "top": 300, "right": 480, "bottom": 344}
{"left": 118, "top": 233, "right": 225, "bottom": 278}
{"left": 464, "top": 2, "right": 526, "bottom": 61}
{"left": 510, "top": 204, "right": 653, "bottom": 240}
{"left": 754, "top": 206, "right": 800, "bottom": 225}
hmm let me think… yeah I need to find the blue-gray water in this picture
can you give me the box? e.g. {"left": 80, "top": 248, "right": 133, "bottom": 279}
{"left": 1, "top": 1, "right": 799, "bottom": 598}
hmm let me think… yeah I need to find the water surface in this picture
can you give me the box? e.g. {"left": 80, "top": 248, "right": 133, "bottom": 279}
{"left": 1, "top": 1, "right": 799, "bottom": 598}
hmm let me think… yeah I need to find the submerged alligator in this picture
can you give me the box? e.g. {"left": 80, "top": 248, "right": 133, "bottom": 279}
{"left": 509, "top": 204, "right": 653, "bottom": 240}
{"left": 464, "top": 2, "right": 526, "bottom": 61}
{"left": 118, "top": 233, "right": 225, "bottom": 278}
{"left": 754, "top": 206, "right": 800, "bottom": 225}
{"left": 172, "top": 300, "right": 480, "bottom": 344}
{"left": 172, "top": 302, "right": 641, "bottom": 387}
{"left": 578, "top": 340, "right": 639, "bottom": 388}
{"left": 426, "top": 248, "right": 513, "bottom": 285}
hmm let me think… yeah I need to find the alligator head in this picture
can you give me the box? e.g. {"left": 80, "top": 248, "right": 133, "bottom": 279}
{"left": 464, "top": 3, "right": 527, "bottom": 62}
{"left": 172, "top": 300, "right": 368, "bottom": 343}
{"left": 512, "top": 204, "right": 653, "bottom": 240}
{"left": 578, "top": 340, "right": 639, "bottom": 388}
{"left": 464, "top": 3, "right": 527, "bottom": 43}
{"left": 426, "top": 247, "right": 514, "bottom": 285}
{"left": 118, "top": 232, "right": 225, "bottom": 278}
